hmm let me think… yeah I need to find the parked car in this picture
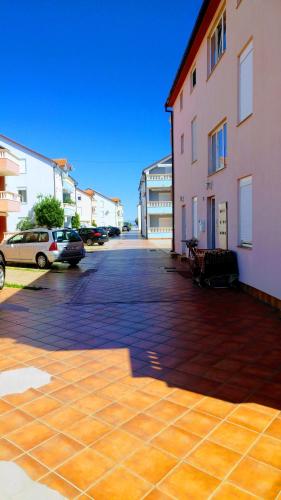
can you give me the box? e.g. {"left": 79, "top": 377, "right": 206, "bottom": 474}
{"left": 104, "top": 226, "right": 120, "bottom": 237}
{"left": 0, "top": 254, "right": 5, "bottom": 289}
{"left": 122, "top": 225, "right": 130, "bottom": 232}
{"left": 78, "top": 227, "right": 108, "bottom": 246}
{"left": 0, "top": 228, "right": 85, "bottom": 269}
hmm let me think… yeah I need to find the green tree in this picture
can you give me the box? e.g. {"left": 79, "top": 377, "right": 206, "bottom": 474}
{"left": 71, "top": 212, "right": 80, "bottom": 229}
{"left": 34, "top": 196, "right": 64, "bottom": 228}
{"left": 16, "top": 217, "right": 35, "bottom": 231}
{"left": 91, "top": 219, "right": 97, "bottom": 227}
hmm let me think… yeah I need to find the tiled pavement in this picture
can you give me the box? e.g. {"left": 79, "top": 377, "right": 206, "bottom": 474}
{"left": 0, "top": 232, "right": 280, "bottom": 499}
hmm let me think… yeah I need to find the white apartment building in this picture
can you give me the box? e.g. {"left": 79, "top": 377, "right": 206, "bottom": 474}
{"left": 85, "top": 189, "right": 124, "bottom": 228}
{"left": 76, "top": 188, "right": 92, "bottom": 226}
{"left": 139, "top": 155, "right": 173, "bottom": 239}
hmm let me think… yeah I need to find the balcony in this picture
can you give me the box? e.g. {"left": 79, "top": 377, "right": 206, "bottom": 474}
{"left": 147, "top": 201, "right": 173, "bottom": 214}
{"left": 0, "top": 149, "right": 20, "bottom": 176}
{"left": 147, "top": 227, "right": 173, "bottom": 239}
{"left": 146, "top": 174, "right": 172, "bottom": 188}
{"left": 0, "top": 191, "right": 21, "bottom": 213}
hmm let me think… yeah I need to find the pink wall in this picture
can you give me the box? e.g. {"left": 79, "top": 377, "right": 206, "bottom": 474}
{"left": 172, "top": 0, "right": 281, "bottom": 300}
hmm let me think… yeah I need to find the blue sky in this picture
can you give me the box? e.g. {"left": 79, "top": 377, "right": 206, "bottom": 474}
{"left": 1, "top": 0, "right": 202, "bottom": 220}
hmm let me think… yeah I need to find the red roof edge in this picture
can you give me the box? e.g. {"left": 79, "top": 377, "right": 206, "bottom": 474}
{"left": 165, "top": 0, "right": 221, "bottom": 108}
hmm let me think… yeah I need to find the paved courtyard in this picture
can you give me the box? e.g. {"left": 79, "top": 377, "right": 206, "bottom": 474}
{"left": 0, "top": 232, "right": 280, "bottom": 499}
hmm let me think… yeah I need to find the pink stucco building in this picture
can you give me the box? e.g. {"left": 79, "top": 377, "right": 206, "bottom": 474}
{"left": 166, "top": 0, "right": 281, "bottom": 308}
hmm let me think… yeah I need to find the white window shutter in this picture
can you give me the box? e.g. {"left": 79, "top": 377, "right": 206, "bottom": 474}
{"left": 239, "top": 41, "right": 253, "bottom": 121}
{"left": 239, "top": 176, "right": 252, "bottom": 245}
{"left": 192, "top": 197, "right": 198, "bottom": 238}
{"left": 191, "top": 118, "right": 197, "bottom": 162}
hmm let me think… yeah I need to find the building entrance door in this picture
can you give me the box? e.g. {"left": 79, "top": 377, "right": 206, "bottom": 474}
{"left": 181, "top": 205, "right": 187, "bottom": 254}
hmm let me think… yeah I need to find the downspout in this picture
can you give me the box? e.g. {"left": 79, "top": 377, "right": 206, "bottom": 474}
{"left": 165, "top": 105, "right": 175, "bottom": 253}
{"left": 145, "top": 174, "right": 148, "bottom": 239}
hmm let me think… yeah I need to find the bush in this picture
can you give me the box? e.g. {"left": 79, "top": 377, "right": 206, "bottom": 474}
{"left": 91, "top": 220, "right": 97, "bottom": 227}
{"left": 71, "top": 213, "right": 80, "bottom": 229}
{"left": 34, "top": 196, "right": 64, "bottom": 228}
{"left": 16, "top": 217, "right": 35, "bottom": 231}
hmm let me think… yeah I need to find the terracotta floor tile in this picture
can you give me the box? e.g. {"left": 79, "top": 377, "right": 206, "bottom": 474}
{"left": 96, "top": 402, "right": 137, "bottom": 425}
{"left": 144, "top": 380, "right": 175, "bottom": 398}
{"left": 144, "top": 489, "right": 174, "bottom": 500}
{"left": 71, "top": 394, "right": 110, "bottom": 414}
{"left": 15, "top": 454, "right": 48, "bottom": 480}
{"left": 0, "top": 438, "right": 22, "bottom": 460}
{"left": 60, "top": 366, "right": 91, "bottom": 382}
{"left": 40, "top": 473, "right": 80, "bottom": 499}
{"left": 41, "top": 406, "right": 85, "bottom": 431}
{"left": 124, "top": 444, "right": 177, "bottom": 483}
{"left": 0, "top": 399, "right": 14, "bottom": 415}
{"left": 66, "top": 416, "right": 112, "bottom": 445}
{"left": 22, "top": 395, "right": 61, "bottom": 418}
{"left": 0, "top": 409, "right": 32, "bottom": 435}
{"left": 249, "top": 434, "right": 281, "bottom": 469}
{"left": 44, "top": 361, "right": 68, "bottom": 375}
{"left": 76, "top": 374, "right": 109, "bottom": 392}
{"left": 94, "top": 428, "right": 142, "bottom": 462}
{"left": 166, "top": 388, "right": 204, "bottom": 408}
{"left": 51, "top": 384, "right": 88, "bottom": 403}
{"left": 57, "top": 448, "right": 113, "bottom": 491}
{"left": 121, "top": 413, "right": 165, "bottom": 441}
{"left": 265, "top": 417, "right": 281, "bottom": 440}
{"left": 3, "top": 388, "right": 42, "bottom": 406}
{"left": 229, "top": 456, "right": 281, "bottom": 498}
{"left": 98, "top": 382, "right": 133, "bottom": 400}
{"left": 31, "top": 433, "right": 83, "bottom": 468}
{"left": 152, "top": 425, "right": 200, "bottom": 458}
{"left": 186, "top": 440, "right": 241, "bottom": 479}
{"left": 175, "top": 409, "right": 220, "bottom": 437}
{"left": 212, "top": 482, "right": 257, "bottom": 499}
{"left": 146, "top": 399, "right": 187, "bottom": 423}
{"left": 88, "top": 465, "right": 151, "bottom": 500}
{"left": 119, "top": 374, "right": 151, "bottom": 389}
{"left": 119, "top": 390, "right": 157, "bottom": 411}
{"left": 195, "top": 397, "right": 234, "bottom": 419}
{"left": 98, "top": 365, "right": 128, "bottom": 381}
{"left": 159, "top": 462, "right": 220, "bottom": 499}
{"left": 7, "top": 421, "right": 55, "bottom": 451}
{"left": 39, "top": 377, "right": 66, "bottom": 394}
{"left": 209, "top": 421, "right": 258, "bottom": 454}
{"left": 228, "top": 406, "right": 272, "bottom": 432}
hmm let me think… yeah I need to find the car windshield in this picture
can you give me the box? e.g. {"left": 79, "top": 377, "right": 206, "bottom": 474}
{"left": 53, "top": 230, "right": 81, "bottom": 243}
{"left": 96, "top": 227, "right": 106, "bottom": 233}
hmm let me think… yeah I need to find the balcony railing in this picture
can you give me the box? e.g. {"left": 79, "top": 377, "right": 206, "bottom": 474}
{"left": 147, "top": 174, "right": 172, "bottom": 181}
{"left": 147, "top": 201, "right": 172, "bottom": 208}
{"left": 0, "top": 191, "right": 21, "bottom": 212}
{"left": 0, "top": 149, "right": 20, "bottom": 176}
{"left": 148, "top": 227, "right": 173, "bottom": 233}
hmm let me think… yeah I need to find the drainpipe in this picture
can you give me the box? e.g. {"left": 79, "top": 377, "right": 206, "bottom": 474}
{"left": 165, "top": 105, "right": 175, "bottom": 253}
{"left": 145, "top": 174, "right": 148, "bottom": 239}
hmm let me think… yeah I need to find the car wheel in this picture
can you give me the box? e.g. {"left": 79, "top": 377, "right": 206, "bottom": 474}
{"left": 69, "top": 259, "right": 80, "bottom": 267}
{"left": 0, "top": 264, "right": 5, "bottom": 290}
{"left": 86, "top": 238, "right": 93, "bottom": 246}
{"left": 98, "top": 242, "right": 104, "bottom": 246}
{"left": 36, "top": 253, "right": 49, "bottom": 269}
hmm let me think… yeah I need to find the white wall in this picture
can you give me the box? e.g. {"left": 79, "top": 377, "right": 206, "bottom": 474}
{"left": 76, "top": 189, "right": 92, "bottom": 226}
{"left": 93, "top": 192, "right": 119, "bottom": 227}
{"left": 0, "top": 138, "right": 62, "bottom": 232}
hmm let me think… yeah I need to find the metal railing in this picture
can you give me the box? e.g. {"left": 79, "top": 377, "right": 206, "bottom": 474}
{"left": 0, "top": 191, "right": 21, "bottom": 202}
{"left": 148, "top": 227, "right": 173, "bottom": 233}
{"left": 147, "top": 174, "right": 172, "bottom": 181}
{"left": 147, "top": 201, "right": 172, "bottom": 208}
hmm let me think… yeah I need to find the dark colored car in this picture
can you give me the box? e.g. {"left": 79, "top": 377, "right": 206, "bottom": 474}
{"left": 78, "top": 227, "right": 109, "bottom": 246}
{"left": 122, "top": 225, "right": 130, "bottom": 232}
{"left": 0, "top": 254, "right": 5, "bottom": 289}
{"left": 106, "top": 226, "right": 121, "bottom": 237}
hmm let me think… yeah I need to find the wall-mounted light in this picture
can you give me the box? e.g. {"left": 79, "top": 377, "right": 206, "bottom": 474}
{"left": 206, "top": 181, "right": 213, "bottom": 190}
{"left": 180, "top": 195, "right": 185, "bottom": 202}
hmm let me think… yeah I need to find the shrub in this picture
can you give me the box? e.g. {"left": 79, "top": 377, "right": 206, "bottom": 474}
{"left": 71, "top": 213, "right": 80, "bottom": 229}
{"left": 16, "top": 217, "right": 35, "bottom": 231}
{"left": 34, "top": 196, "right": 64, "bottom": 228}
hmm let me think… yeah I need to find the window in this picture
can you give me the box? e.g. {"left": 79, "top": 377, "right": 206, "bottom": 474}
{"left": 209, "top": 10, "right": 226, "bottom": 72}
{"left": 239, "top": 41, "right": 253, "bottom": 122}
{"left": 8, "top": 233, "right": 25, "bottom": 245}
{"left": 191, "top": 117, "right": 197, "bottom": 162}
{"left": 239, "top": 176, "right": 252, "bottom": 247}
{"left": 18, "top": 188, "right": 27, "bottom": 203}
{"left": 180, "top": 91, "right": 183, "bottom": 111}
{"left": 180, "top": 134, "right": 184, "bottom": 154}
{"left": 191, "top": 67, "right": 196, "bottom": 91}
{"left": 192, "top": 197, "right": 198, "bottom": 238}
{"left": 209, "top": 122, "right": 227, "bottom": 174}
{"left": 78, "top": 195, "right": 81, "bottom": 201}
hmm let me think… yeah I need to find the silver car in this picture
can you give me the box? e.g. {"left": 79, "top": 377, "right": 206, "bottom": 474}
{"left": 0, "top": 228, "right": 85, "bottom": 269}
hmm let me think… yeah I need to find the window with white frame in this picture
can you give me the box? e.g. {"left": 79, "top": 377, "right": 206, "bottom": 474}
{"left": 180, "top": 91, "right": 183, "bottom": 111}
{"left": 18, "top": 188, "right": 27, "bottom": 203}
{"left": 191, "top": 117, "right": 197, "bottom": 162}
{"left": 19, "top": 159, "right": 27, "bottom": 174}
{"left": 239, "top": 176, "right": 252, "bottom": 247}
{"left": 191, "top": 67, "right": 196, "bottom": 91}
{"left": 209, "top": 9, "right": 226, "bottom": 73}
{"left": 192, "top": 196, "right": 198, "bottom": 238}
{"left": 239, "top": 40, "right": 253, "bottom": 122}
{"left": 209, "top": 122, "right": 227, "bottom": 174}
{"left": 180, "top": 134, "right": 184, "bottom": 154}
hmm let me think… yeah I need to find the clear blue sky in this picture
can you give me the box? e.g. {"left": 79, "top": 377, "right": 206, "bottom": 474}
{"left": 1, "top": 0, "right": 202, "bottom": 220}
